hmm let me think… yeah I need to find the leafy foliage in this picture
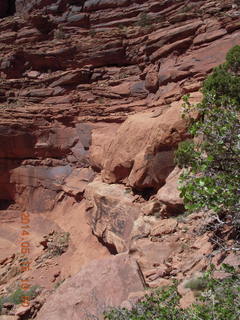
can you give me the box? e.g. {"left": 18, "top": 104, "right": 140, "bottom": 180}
{"left": 226, "top": 45, "right": 240, "bottom": 73}
{"left": 175, "top": 46, "right": 240, "bottom": 223}
{"left": 104, "top": 265, "right": 240, "bottom": 320}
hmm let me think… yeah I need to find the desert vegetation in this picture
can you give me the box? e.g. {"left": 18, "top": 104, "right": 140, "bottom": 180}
{"left": 176, "top": 45, "right": 240, "bottom": 229}
{"left": 105, "top": 264, "right": 240, "bottom": 320}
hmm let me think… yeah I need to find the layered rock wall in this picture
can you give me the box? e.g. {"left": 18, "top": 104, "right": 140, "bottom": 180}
{"left": 0, "top": 1, "right": 240, "bottom": 317}
{"left": 0, "top": 0, "right": 239, "bottom": 212}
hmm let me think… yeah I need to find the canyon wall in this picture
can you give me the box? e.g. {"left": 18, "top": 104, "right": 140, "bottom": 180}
{"left": 0, "top": 0, "right": 239, "bottom": 319}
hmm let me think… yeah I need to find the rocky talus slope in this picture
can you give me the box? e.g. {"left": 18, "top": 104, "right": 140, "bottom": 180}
{"left": 0, "top": 0, "right": 239, "bottom": 319}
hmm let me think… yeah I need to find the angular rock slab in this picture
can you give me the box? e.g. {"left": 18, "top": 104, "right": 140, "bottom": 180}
{"left": 36, "top": 254, "right": 145, "bottom": 320}
{"left": 157, "top": 166, "right": 184, "bottom": 215}
{"left": 85, "top": 180, "right": 140, "bottom": 253}
{"left": 102, "top": 105, "right": 187, "bottom": 190}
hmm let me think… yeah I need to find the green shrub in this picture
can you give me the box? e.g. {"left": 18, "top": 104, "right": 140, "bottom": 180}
{"left": 185, "top": 277, "right": 208, "bottom": 291}
{"left": 202, "top": 65, "right": 240, "bottom": 106}
{"left": 174, "top": 140, "right": 199, "bottom": 169}
{"left": 104, "top": 265, "right": 240, "bottom": 320}
{"left": 175, "top": 46, "right": 240, "bottom": 224}
{"left": 226, "top": 44, "right": 240, "bottom": 73}
{"left": 7, "top": 285, "right": 40, "bottom": 304}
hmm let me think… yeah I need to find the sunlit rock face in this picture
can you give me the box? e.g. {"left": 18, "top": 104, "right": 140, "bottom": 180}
{"left": 0, "top": 0, "right": 240, "bottom": 318}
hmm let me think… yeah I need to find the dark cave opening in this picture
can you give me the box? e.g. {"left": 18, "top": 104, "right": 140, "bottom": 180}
{"left": 132, "top": 187, "right": 156, "bottom": 201}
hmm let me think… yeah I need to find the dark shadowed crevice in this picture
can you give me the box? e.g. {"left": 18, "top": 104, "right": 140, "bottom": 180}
{"left": 0, "top": 199, "right": 15, "bottom": 210}
{"left": 132, "top": 187, "right": 156, "bottom": 201}
{"left": 96, "top": 235, "right": 118, "bottom": 255}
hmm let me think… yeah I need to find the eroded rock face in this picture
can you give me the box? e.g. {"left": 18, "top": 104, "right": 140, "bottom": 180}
{"left": 102, "top": 104, "right": 187, "bottom": 190}
{"left": 85, "top": 179, "right": 141, "bottom": 253}
{"left": 36, "top": 254, "right": 145, "bottom": 320}
{"left": 0, "top": 0, "right": 240, "bottom": 318}
{"left": 157, "top": 166, "right": 184, "bottom": 215}
{"left": 0, "top": 122, "right": 93, "bottom": 211}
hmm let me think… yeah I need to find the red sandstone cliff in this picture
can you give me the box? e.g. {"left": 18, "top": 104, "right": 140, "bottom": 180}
{"left": 0, "top": 0, "right": 239, "bottom": 319}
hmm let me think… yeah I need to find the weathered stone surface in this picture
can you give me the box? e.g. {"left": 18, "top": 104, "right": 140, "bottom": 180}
{"left": 157, "top": 166, "right": 184, "bottom": 214}
{"left": 85, "top": 180, "right": 140, "bottom": 252}
{"left": 151, "top": 218, "right": 178, "bottom": 236}
{"left": 130, "top": 238, "right": 179, "bottom": 272}
{"left": 10, "top": 165, "right": 72, "bottom": 211}
{"left": 102, "top": 105, "right": 187, "bottom": 189}
{"left": 145, "top": 68, "right": 159, "bottom": 93}
{"left": 0, "top": 121, "right": 93, "bottom": 210}
{"left": 222, "top": 252, "right": 240, "bottom": 267}
{"left": 0, "top": 1, "right": 240, "bottom": 318}
{"left": 66, "top": 13, "right": 89, "bottom": 27}
{"left": 151, "top": 38, "right": 193, "bottom": 62}
{"left": 0, "top": 316, "right": 18, "bottom": 320}
{"left": 178, "top": 282, "right": 196, "bottom": 309}
{"left": 36, "top": 254, "right": 145, "bottom": 320}
{"left": 0, "top": 126, "right": 36, "bottom": 159}
{"left": 110, "top": 82, "right": 131, "bottom": 97}
{"left": 89, "top": 123, "right": 120, "bottom": 170}
{"left": 84, "top": 0, "right": 130, "bottom": 11}
{"left": 49, "top": 69, "right": 92, "bottom": 87}
{"left": 193, "top": 29, "right": 227, "bottom": 45}
{"left": 63, "top": 167, "right": 95, "bottom": 196}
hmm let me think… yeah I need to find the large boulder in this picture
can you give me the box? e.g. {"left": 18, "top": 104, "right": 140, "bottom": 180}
{"left": 36, "top": 254, "right": 145, "bottom": 320}
{"left": 85, "top": 180, "right": 140, "bottom": 253}
{"left": 102, "top": 105, "right": 187, "bottom": 190}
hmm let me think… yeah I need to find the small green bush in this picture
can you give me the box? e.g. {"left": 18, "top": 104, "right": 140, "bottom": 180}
{"left": 185, "top": 277, "right": 208, "bottom": 291}
{"left": 226, "top": 44, "right": 240, "bottom": 73}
